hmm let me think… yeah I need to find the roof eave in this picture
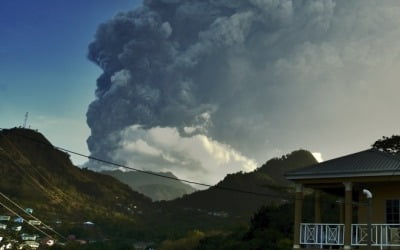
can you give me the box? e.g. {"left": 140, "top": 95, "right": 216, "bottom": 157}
{"left": 286, "top": 171, "right": 400, "bottom": 180}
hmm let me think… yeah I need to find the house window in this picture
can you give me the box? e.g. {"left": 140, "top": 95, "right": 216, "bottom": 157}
{"left": 386, "top": 200, "right": 400, "bottom": 224}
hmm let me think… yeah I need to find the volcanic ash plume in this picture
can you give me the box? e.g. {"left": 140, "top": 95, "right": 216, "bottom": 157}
{"left": 86, "top": 0, "right": 400, "bottom": 183}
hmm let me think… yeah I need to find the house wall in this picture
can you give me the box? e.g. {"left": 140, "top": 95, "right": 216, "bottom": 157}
{"left": 296, "top": 177, "right": 400, "bottom": 224}
{"left": 357, "top": 182, "right": 400, "bottom": 224}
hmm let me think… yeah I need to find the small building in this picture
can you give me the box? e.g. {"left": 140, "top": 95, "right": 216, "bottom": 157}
{"left": 83, "top": 221, "right": 95, "bottom": 226}
{"left": 13, "top": 217, "right": 23, "bottom": 224}
{"left": 27, "top": 220, "right": 41, "bottom": 226}
{"left": 5, "top": 242, "right": 12, "bottom": 250}
{"left": 0, "top": 242, "right": 13, "bottom": 250}
{"left": 20, "top": 233, "right": 38, "bottom": 241}
{"left": 19, "top": 241, "right": 39, "bottom": 249}
{"left": 75, "top": 239, "right": 87, "bottom": 245}
{"left": 0, "top": 216, "right": 10, "bottom": 222}
{"left": 0, "top": 224, "right": 6, "bottom": 230}
{"left": 285, "top": 149, "right": 400, "bottom": 250}
{"left": 11, "top": 226, "right": 22, "bottom": 232}
{"left": 24, "top": 208, "right": 33, "bottom": 214}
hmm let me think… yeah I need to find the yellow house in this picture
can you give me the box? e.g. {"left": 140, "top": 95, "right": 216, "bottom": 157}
{"left": 285, "top": 149, "right": 400, "bottom": 250}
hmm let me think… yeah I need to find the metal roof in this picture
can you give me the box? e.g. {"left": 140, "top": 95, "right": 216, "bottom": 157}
{"left": 285, "top": 149, "right": 400, "bottom": 180}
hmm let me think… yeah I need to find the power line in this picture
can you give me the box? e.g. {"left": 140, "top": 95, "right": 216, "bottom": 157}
{"left": 3, "top": 128, "right": 291, "bottom": 200}
{"left": 0, "top": 192, "right": 66, "bottom": 240}
{"left": 0, "top": 199, "right": 53, "bottom": 239}
{"left": 61, "top": 147, "right": 290, "bottom": 199}
{"left": 4, "top": 151, "right": 59, "bottom": 200}
{"left": 3, "top": 128, "right": 370, "bottom": 207}
{"left": 1, "top": 137, "right": 77, "bottom": 207}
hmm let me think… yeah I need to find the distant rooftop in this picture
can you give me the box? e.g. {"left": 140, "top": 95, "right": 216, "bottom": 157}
{"left": 285, "top": 149, "right": 400, "bottom": 180}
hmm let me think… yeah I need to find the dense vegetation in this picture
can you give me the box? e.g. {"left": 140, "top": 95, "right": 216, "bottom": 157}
{"left": 164, "top": 150, "right": 318, "bottom": 217}
{"left": 0, "top": 128, "right": 326, "bottom": 249}
{"left": 373, "top": 135, "right": 400, "bottom": 154}
{"left": 201, "top": 192, "right": 339, "bottom": 250}
{"left": 3, "top": 129, "right": 394, "bottom": 249}
{"left": 0, "top": 128, "right": 154, "bottom": 245}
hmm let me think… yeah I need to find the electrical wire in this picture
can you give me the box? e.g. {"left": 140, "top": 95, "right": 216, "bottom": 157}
{"left": 0, "top": 199, "right": 53, "bottom": 239}
{"left": 2, "top": 128, "right": 376, "bottom": 207}
{"left": 0, "top": 192, "right": 66, "bottom": 240}
{"left": 4, "top": 129, "right": 292, "bottom": 200}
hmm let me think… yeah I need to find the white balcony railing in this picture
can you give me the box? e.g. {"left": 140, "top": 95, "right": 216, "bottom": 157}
{"left": 352, "top": 224, "right": 400, "bottom": 249}
{"left": 300, "top": 223, "right": 400, "bottom": 249}
{"left": 300, "top": 223, "right": 344, "bottom": 247}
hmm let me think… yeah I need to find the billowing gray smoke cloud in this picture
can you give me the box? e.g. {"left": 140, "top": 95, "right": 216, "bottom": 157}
{"left": 86, "top": 0, "right": 400, "bottom": 183}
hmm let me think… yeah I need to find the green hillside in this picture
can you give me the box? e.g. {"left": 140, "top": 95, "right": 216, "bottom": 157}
{"left": 0, "top": 127, "right": 320, "bottom": 249}
{"left": 164, "top": 150, "right": 317, "bottom": 216}
{"left": 0, "top": 128, "right": 153, "bottom": 241}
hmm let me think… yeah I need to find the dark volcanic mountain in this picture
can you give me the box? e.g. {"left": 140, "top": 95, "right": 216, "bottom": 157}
{"left": 102, "top": 170, "right": 196, "bottom": 201}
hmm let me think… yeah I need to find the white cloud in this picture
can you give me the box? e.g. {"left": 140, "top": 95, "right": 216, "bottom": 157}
{"left": 121, "top": 139, "right": 162, "bottom": 157}
{"left": 108, "top": 125, "right": 258, "bottom": 185}
{"left": 312, "top": 152, "right": 323, "bottom": 163}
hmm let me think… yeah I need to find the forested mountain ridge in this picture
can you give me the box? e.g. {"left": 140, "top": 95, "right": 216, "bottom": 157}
{"left": 0, "top": 128, "right": 152, "bottom": 237}
{"left": 162, "top": 149, "right": 318, "bottom": 216}
{"left": 0, "top": 128, "right": 316, "bottom": 217}
{"left": 0, "top": 127, "right": 319, "bottom": 249}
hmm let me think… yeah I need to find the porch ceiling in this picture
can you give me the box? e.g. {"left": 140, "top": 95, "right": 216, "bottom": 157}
{"left": 303, "top": 183, "right": 345, "bottom": 197}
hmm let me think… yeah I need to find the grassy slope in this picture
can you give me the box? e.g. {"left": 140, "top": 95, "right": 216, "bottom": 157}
{"left": 0, "top": 128, "right": 319, "bottom": 244}
{"left": 0, "top": 128, "right": 153, "bottom": 238}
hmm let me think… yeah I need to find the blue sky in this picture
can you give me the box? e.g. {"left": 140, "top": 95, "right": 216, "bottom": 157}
{"left": 0, "top": 0, "right": 141, "bottom": 164}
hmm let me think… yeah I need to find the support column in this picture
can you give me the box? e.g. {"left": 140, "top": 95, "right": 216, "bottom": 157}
{"left": 314, "top": 190, "right": 321, "bottom": 223}
{"left": 338, "top": 198, "right": 345, "bottom": 224}
{"left": 343, "top": 182, "right": 353, "bottom": 250}
{"left": 293, "top": 183, "right": 303, "bottom": 250}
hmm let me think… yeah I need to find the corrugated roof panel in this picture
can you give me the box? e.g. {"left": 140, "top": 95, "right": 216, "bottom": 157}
{"left": 285, "top": 149, "right": 400, "bottom": 179}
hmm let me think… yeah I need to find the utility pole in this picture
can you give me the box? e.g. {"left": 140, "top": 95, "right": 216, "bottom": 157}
{"left": 23, "top": 112, "right": 29, "bottom": 128}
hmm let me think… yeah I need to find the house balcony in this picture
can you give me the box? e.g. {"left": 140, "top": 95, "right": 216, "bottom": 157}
{"left": 285, "top": 149, "right": 400, "bottom": 250}
{"left": 300, "top": 223, "right": 400, "bottom": 249}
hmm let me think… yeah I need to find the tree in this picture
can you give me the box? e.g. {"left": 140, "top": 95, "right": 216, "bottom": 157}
{"left": 159, "top": 230, "right": 205, "bottom": 250}
{"left": 372, "top": 135, "right": 400, "bottom": 154}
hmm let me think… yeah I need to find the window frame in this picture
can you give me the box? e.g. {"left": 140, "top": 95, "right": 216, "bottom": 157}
{"left": 386, "top": 199, "right": 400, "bottom": 224}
